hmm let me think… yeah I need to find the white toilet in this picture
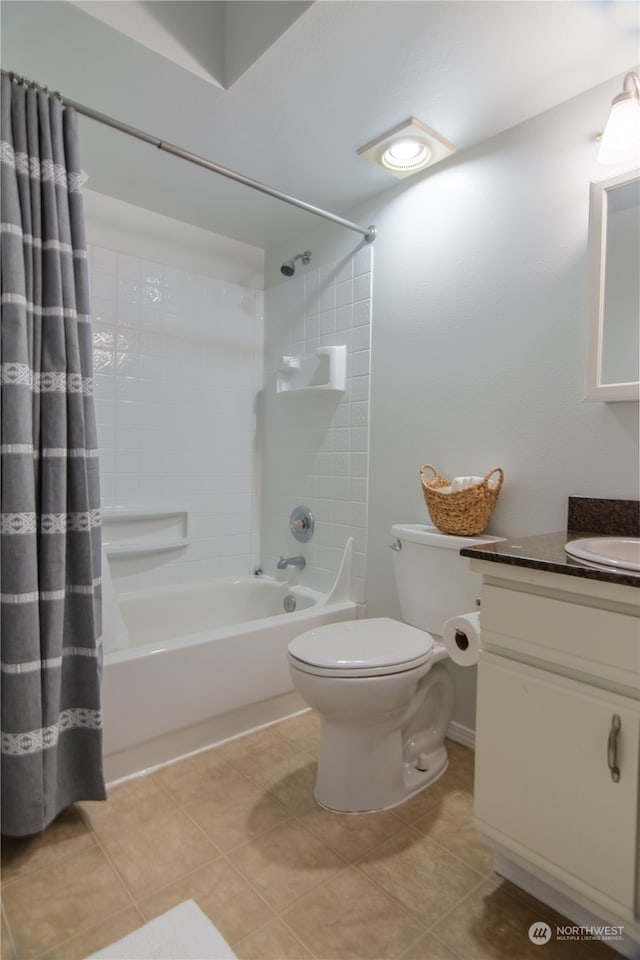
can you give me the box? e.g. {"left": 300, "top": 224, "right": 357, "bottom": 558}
{"left": 288, "top": 524, "right": 501, "bottom": 813}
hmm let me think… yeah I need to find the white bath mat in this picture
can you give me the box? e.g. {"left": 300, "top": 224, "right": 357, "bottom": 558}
{"left": 86, "top": 900, "right": 237, "bottom": 960}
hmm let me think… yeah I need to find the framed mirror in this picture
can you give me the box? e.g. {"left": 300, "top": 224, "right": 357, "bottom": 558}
{"left": 584, "top": 168, "right": 640, "bottom": 402}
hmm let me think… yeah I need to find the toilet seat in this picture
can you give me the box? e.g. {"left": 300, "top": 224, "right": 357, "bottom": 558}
{"left": 288, "top": 617, "right": 434, "bottom": 678}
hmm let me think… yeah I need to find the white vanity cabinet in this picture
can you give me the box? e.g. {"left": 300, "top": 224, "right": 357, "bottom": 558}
{"left": 470, "top": 560, "right": 640, "bottom": 943}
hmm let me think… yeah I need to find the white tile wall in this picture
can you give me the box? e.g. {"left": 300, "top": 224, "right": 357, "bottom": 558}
{"left": 90, "top": 245, "right": 264, "bottom": 592}
{"left": 261, "top": 247, "right": 372, "bottom": 603}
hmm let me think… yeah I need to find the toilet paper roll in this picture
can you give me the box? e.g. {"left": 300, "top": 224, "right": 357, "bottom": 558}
{"left": 443, "top": 612, "right": 481, "bottom": 666}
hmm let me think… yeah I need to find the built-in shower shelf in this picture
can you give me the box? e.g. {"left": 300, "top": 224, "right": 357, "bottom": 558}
{"left": 105, "top": 539, "right": 190, "bottom": 558}
{"left": 276, "top": 345, "right": 346, "bottom": 395}
{"left": 102, "top": 506, "right": 189, "bottom": 559}
{"left": 280, "top": 385, "right": 344, "bottom": 395}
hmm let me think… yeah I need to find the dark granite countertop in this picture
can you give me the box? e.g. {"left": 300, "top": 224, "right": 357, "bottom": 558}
{"left": 460, "top": 531, "right": 640, "bottom": 588}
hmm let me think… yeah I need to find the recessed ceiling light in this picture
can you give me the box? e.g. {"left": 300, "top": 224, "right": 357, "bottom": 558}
{"left": 382, "top": 139, "right": 431, "bottom": 172}
{"left": 358, "top": 118, "right": 456, "bottom": 179}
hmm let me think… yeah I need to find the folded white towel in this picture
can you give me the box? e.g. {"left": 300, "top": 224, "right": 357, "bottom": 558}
{"left": 450, "top": 476, "right": 484, "bottom": 492}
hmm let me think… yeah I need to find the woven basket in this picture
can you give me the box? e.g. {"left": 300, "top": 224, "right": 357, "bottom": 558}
{"left": 420, "top": 464, "right": 504, "bottom": 536}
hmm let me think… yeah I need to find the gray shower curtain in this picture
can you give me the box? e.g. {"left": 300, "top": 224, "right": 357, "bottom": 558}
{"left": 1, "top": 74, "right": 106, "bottom": 836}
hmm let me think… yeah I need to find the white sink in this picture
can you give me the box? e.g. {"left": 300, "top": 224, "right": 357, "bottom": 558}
{"left": 565, "top": 537, "right": 640, "bottom": 572}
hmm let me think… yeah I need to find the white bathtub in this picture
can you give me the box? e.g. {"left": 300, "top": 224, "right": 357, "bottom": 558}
{"left": 101, "top": 545, "right": 357, "bottom": 781}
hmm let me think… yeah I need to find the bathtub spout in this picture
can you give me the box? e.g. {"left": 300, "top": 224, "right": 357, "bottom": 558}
{"left": 277, "top": 555, "right": 306, "bottom": 570}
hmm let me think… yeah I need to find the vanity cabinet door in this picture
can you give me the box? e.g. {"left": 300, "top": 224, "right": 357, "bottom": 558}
{"left": 474, "top": 652, "right": 640, "bottom": 911}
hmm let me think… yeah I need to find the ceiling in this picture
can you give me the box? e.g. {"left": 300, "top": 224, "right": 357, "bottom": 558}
{"left": 2, "top": 1, "right": 638, "bottom": 249}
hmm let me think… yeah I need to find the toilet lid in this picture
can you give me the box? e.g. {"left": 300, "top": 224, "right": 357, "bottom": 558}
{"left": 288, "top": 617, "right": 433, "bottom": 676}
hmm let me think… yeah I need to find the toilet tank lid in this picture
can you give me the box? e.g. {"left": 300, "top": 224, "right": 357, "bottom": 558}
{"left": 288, "top": 617, "right": 433, "bottom": 670}
{"left": 391, "top": 524, "right": 504, "bottom": 550}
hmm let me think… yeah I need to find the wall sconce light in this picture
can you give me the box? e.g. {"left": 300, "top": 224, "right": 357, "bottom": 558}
{"left": 598, "top": 71, "right": 640, "bottom": 165}
{"left": 357, "top": 118, "right": 456, "bottom": 179}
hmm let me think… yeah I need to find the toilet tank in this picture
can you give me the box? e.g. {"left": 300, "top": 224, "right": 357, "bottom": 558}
{"left": 391, "top": 524, "right": 503, "bottom": 636}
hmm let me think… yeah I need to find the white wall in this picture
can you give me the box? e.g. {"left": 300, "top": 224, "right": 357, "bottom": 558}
{"left": 261, "top": 248, "right": 372, "bottom": 602}
{"left": 265, "top": 73, "right": 639, "bottom": 730}
{"left": 86, "top": 191, "right": 265, "bottom": 592}
{"left": 366, "top": 74, "right": 640, "bottom": 728}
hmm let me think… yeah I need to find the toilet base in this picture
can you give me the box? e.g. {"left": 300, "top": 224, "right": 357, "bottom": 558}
{"left": 314, "top": 743, "right": 448, "bottom": 814}
{"left": 311, "top": 661, "right": 453, "bottom": 814}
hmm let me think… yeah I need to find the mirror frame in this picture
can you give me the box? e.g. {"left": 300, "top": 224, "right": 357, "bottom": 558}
{"left": 584, "top": 167, "right": 640, "bottom": 402}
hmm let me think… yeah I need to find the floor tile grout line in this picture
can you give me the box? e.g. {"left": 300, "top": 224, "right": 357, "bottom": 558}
{"left": 30, "top": 903, "right": 147, "bottom": 960}
{"left": 1, "top": 835, "right": 138, "bottom": 960}
{"left": 82, "top": 793, "right": 182, "bottom": 848}
{"left": 91, "top": 818, "right": 220, "bottom": 917}
{"left": 146, "top": 769, "right": 193, "bottom": 805}
{"left": 346, "top": 861, "right": 434, "bottom": 938}
{"left": 214, "top": 852, "right": 281, "bottom": 930}
{"left": 220, "top": 755, "right": 318, "bottom": 799}
{"left": 271, "top": 862, "right": 429, "bottom": 960}
{"left": 149, "top": 752, "right": 247, "bottom": 802}
{"left": 420, "top": 873, "right": 491, "bottom": 941}
{"left": 159, "top": 783, "right": 386, "bottom": 937}
{"left": 342, "top": 821, "right": 492, "bottom": 940}
{"left": 129, "top": 850, "right": 227, "bottom": 921}
{"left": 165, "top": 801, "right": 226, "bottom": 859}
{"left": 89, "top": 835, "right": 147, "bottom": 911}
{"left": 272, "top": 913, "right": 323, "bottom": 960}
{"left": 112, "top": 820, "right": 280, "bottom": 936}
{"left": 313, "top": 817, "right": 438, "bottom": 938}
{"left": 1, "top": 901, "right": 19, "bottom": 960}
{"left": 2, "top": 830, "right": 119, "bottom": 918}
{"left": 157, "top": 756, "right": 296, "bottom": 828}
{"left": 411, "top": 828, "right": 495, "bottom": 883}
{"left": 230, "top": 910, "right": 321, "bottom": 960}
{"left": 219, "top": 813, "right": 353, "bottom": 918}
{"left": 146, "top": 716, "right": 319, "bottom": 813}
{"left": 176, "top": 789, "right": 296, "bottom": 853}
{"left": 0, "top": 827, "right": 99, "bottom": 890}
{"left": 398, "top": 920, "right": 465, "bottom": 960}
{"left": 352, "top": 829, "right": 491, "bottom": 936}
{"left": 295, "top": 812, "right": 420, "bottom": 868}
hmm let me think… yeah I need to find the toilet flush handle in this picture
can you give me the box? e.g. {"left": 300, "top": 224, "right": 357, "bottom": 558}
{"left": 390, "top": 538, "right": 402, "bottom": 551}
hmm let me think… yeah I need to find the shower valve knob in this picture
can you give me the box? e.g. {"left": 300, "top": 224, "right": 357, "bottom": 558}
{"left": 290, "top": 506, "right": 314, "bottom": 543}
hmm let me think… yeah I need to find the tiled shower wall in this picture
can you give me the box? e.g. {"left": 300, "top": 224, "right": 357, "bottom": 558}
{"left": 88, "top": 226, "right": 263, "bottom": 592}
{"left": 261, "top": 246, "right": 372, "bottom": 604}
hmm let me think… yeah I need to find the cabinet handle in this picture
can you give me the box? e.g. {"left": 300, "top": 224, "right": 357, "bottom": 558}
{"left": 607, "top": 714, "right": 621, "bottom": 783}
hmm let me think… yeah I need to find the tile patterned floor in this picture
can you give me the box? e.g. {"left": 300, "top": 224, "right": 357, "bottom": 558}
{"left": 1, "top": 711, "right": 619, "bottom": 960}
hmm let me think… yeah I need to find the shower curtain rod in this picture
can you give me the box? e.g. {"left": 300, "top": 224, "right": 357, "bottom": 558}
{"left": 4, "top": 73, "right": 376, "bottom": 242}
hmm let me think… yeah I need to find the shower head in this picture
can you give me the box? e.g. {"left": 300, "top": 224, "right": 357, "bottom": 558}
{"left": 280, "top": 251, "right": 311, "bottom": 277}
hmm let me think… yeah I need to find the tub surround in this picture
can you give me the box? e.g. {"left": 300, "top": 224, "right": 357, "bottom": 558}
{"left": 87, "top": 194, "right": 264, "bottom": 594}
{"left": 261, "top": 247, "right": 372, "bottom": 605}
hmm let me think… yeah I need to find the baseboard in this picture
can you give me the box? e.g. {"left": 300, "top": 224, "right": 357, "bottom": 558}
{"left": 446, "top": 720, "right": 475, "bottom": 750}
